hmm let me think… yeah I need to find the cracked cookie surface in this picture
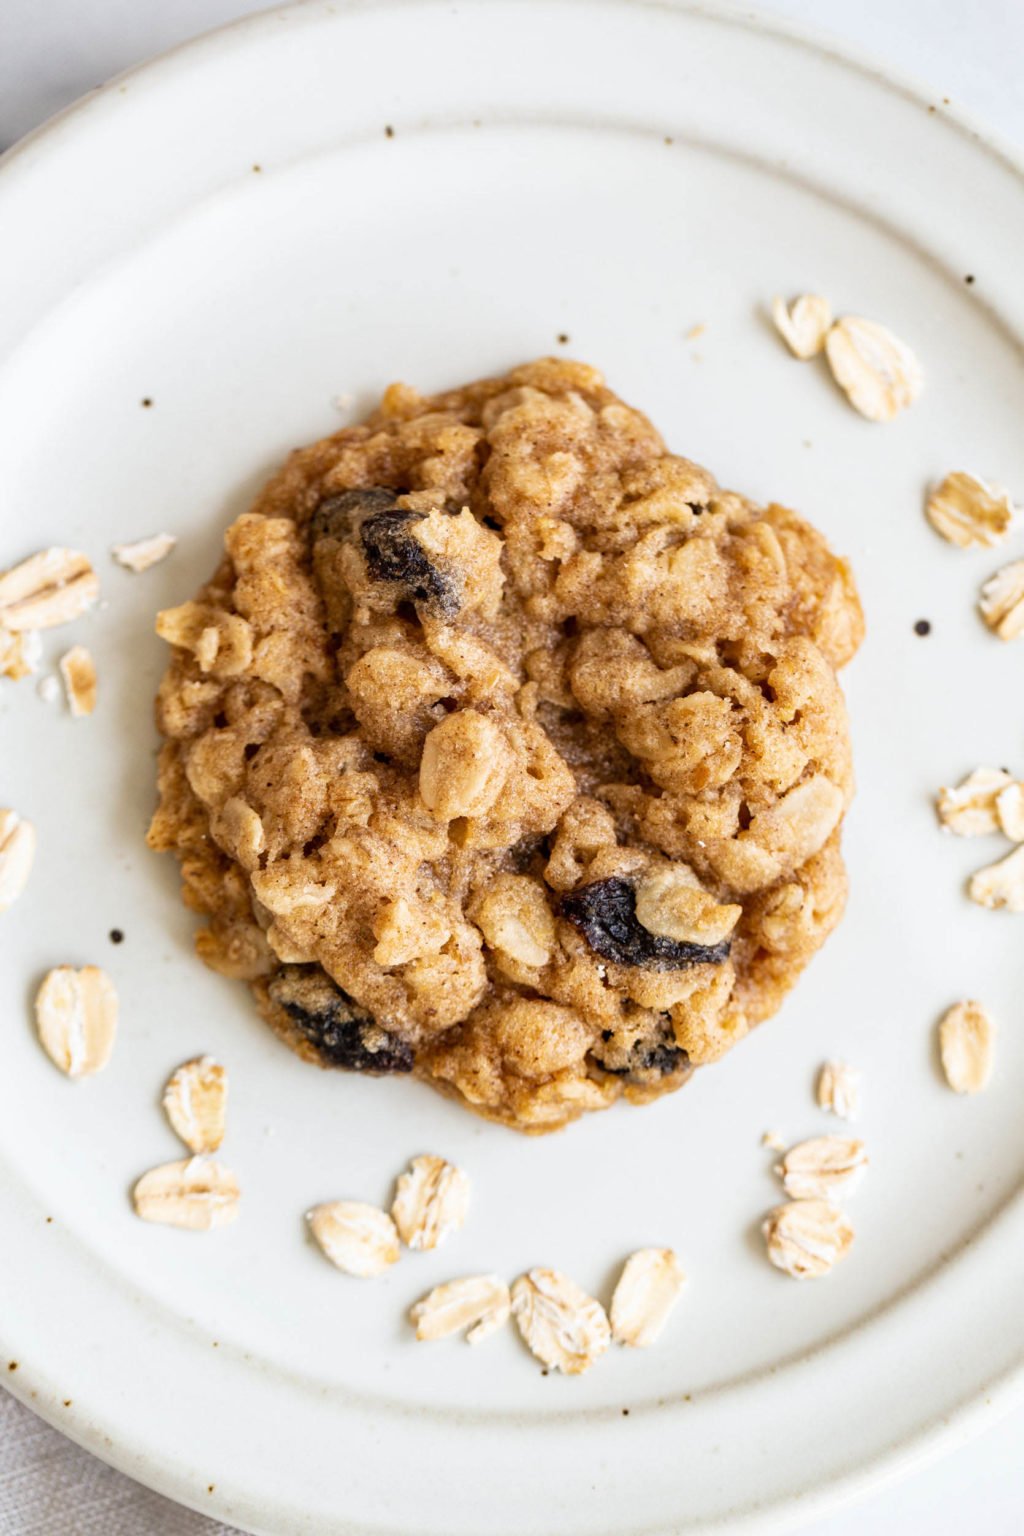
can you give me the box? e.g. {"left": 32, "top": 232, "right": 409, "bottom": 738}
{"left": 148, "top": 358, "right": 862, "bottom": 1132}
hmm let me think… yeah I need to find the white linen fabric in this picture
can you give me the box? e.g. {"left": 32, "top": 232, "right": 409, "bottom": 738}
{"left": 0, "top": 1391, "right": 232, "bottom": 1535}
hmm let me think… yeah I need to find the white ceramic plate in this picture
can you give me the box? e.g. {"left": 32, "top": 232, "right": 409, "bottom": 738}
{"left": 2, "top": 3, "right": 1024, "bottom": 1532}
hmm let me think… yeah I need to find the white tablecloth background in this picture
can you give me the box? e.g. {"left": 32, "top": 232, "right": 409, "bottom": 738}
{"left": 2, "top": 1, "right": 1022, "bottom": 1531}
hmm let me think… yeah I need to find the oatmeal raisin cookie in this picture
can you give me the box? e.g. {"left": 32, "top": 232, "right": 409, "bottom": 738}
{"left": 148, "top": 359, "right": 862, "bottom": 1132}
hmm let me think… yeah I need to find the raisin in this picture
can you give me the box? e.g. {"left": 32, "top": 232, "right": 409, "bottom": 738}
{"left": 632, "top": 1040, "right": 689, "bottom": 1076}
{"left": 561, "top": 877, "right": 731, "bottom": 970}
{"left": 309, "top": 485, "right": 459, "bottom": 617}
{"left": 360, "top": 509, "right": 458, "bottom": 617}
{"left": 602, "top": 1040, "right": 690, "bottom": 1080}
{"left": 310, "top": 487, "right": 398, "bottom": 543}
{"left": 267, "top": 965, "right": 414, "bottom": 1073}
{"left": 591, "top": 1018, "right": 690, "bottom": 1083}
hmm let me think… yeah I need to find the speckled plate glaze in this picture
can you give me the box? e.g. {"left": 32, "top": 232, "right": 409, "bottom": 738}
{"left": 1, "top": 3, "right": 1023, "bottom": 1532}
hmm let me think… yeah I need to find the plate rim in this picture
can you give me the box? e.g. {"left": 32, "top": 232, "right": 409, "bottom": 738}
{"left": 6, "top": 0, "right": 1024, "bottom": 190}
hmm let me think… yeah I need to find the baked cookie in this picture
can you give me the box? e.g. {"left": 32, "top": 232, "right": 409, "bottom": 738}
{"left": 148, "top": 359, "right": 862, "bottom": 1133}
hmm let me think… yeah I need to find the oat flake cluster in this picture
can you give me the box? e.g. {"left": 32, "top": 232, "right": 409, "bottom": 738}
{"left": 148, "top": 358, "right": 863, "bottom": 1133}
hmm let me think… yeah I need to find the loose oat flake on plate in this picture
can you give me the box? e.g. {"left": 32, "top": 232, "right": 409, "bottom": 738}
{"left": 925, "top": 471, "right": 1015, "bottom": 549}
{"left": 0, "top": 547, "right": 99, "bottom": 631}
{"left": 762, "top": 1200, "right": 854, "bottom": 1279}
{"left": 307, "top": 1200, "right": 400, "bottom": 1277}
{"left": 824, "top": 315, "right": 922, "bottom": 422}
{"left": 511, "top": 1267, "right": 611, "bottom": 1375}
{"left": 391, "top": 1154, "right": 470, "bottom": 1251}
{"left": 34, "top": 964, "right": 117, "bottom": 1078}
{"left": 112, "top": 533, "right": 177, "bottom": 573}
{"left": 609, "top": 1248, "right": 686, "bottom": 1348}
{"left": 59, "top": 644, "right": 97, "bottom": 717}
{"left": 775, "top": 1136, "right": 868, "bottom": 1202}
{"left": 995, "top": 782, "right": 1024, "bottom": 842}
{"left": 162, "top": 1056, "right": 228, "bottom": 1155}
{"left": 936, "top": 767, "right": 1013, "bottom": 836}
{"left": 938, "top": 1000, "right": 995, "bottom": 1094}
{"left": 968, "top": 843, "right": 1024, "bottom": 910}
{"left": 979, "top": 558, "right": 1024, "bottom": 640}
{"left": 0, "top": 628, "right": 42, "bottom": 681}
{"left": 0, "top": 808, "right": 36, "bottom": 913}
{"left": 410, "top": 1275, "right": 511, "bottom": 1343}
{"left": 133, "top": 1157, "right": 241, "bottom": 1231}
{"left": 816, "top": 1060, "right": 862, "bottom": 1120}
{"left": 771, "top": 294, "right": 833, "bottom": 360}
